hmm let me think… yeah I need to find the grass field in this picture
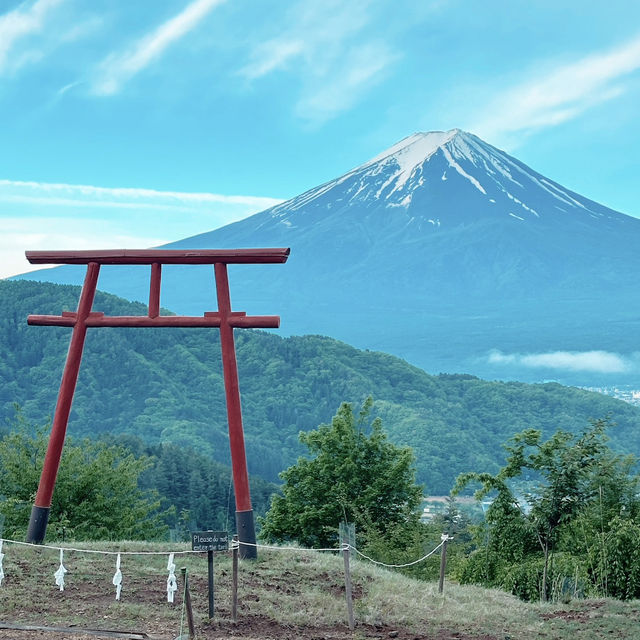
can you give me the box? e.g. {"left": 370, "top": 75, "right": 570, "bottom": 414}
{"left": 0, "top": 539, "right": 638, "bottom": 639}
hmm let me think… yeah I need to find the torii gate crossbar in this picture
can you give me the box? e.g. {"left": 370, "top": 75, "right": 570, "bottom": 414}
{"left": 24, "top": 248, "right": 290, "bottom": 558}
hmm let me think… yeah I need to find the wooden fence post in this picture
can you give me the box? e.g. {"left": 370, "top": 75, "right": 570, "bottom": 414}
{"left": 342, "top": 541, "right": 355, "bottom": 631}
{"left": 438, "top": 534, "right": 449, "bottom": 595}
{"left": 232, "top": 534, "right": 239, "bottom": 624}
{"left": 181, "top": 567, "right": 196, "bottom": 640}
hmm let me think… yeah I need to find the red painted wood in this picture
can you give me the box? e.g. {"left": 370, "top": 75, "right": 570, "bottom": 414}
{"left": 149, "top": 263, "right": 161, "bottom": 318}
{"left": 28, "top": 314, "right": 280, "bottom": 328}
{"left": 215, "top": 262, "right": 252, "bottom": 512}
{"left": 26, "top": 248, "right": 290, "bottom": 265}
{"left": 227, "top": 316, "right": 280, "bottom": 329}
{"left": 27, "top": 247, "right": 289, "bottom": 546}
{"left": 34, "top": 262, "right": 100, "bottom": 508}
{"left": 204, "top": 311, "right": 246, "bottom": 317}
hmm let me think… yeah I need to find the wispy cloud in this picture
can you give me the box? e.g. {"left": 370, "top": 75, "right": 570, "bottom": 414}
{"left": 92, "top": 0, "right": 226, "bottom": 95}
{"left": 488, "top": 350, "right": 636, "bottom": 374}
{"left": 0, "top": 0, "right": 64, "bottom": 74}
{"left": 469, "top": 33, "right": 640, "bottom": 145}
{"left": 55, "top": 80, "right": 83, "bottom": 98}
{"left": 0, "top": 179, "right": 283, "bottom": 279}
{"left": 0, "top": 179, "right": 282, "bottom": 210}
{"left": 239, "top": 0, "right": 369, "bottom": 80}
{"left": 239, "top": 0, "right": 398, "bottom": 124}
{"left": 295, "top": 42, "right": 398, "bottom": 124}
{"left": 0, "top": 216, "right": 165, "bottom": 279}
{"left": 240, "top": 40, "right": 305, "bottom": 81}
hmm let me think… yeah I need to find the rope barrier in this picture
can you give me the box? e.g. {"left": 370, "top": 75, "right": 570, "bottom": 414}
{"left": 238, "top": 540, "right": 342, "bottom": 553}
{"left": 0, "top": 535, "right": 447, "bottom": 569}
{"left": 0, "top": 538, "right": 206, "bottom": 556}
{"left": 348, "top": 540, "right": 445, "bottom": 568}
{"left": 238, "top": 539, "right": 447, "bottom": 568}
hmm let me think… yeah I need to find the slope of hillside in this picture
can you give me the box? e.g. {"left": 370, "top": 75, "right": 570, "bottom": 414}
{"left": 2, "top": 279, "right": 638, "bottom": 494}
{"left": 15, "top": 130, "right": 640, "bottom": 386}
{"left": 6, "top": 541, "right": 640, "bottom": 640}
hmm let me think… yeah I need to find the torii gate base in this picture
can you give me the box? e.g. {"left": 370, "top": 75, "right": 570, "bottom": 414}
{"left": 24, "top": 248, "right": 290, "bottom": 559}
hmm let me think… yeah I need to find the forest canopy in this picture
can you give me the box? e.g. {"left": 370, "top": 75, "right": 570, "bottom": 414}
{"left": 2, "top": 279, "right": 639, "bottom": 495}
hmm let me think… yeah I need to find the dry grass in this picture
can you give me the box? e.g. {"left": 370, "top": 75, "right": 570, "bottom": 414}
{"left": 0, "top": 539, "right": 638, "bottom": 639}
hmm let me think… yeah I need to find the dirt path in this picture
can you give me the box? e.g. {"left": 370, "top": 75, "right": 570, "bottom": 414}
{"left": 0, "top": 619, "right": 500, "bottom": 640}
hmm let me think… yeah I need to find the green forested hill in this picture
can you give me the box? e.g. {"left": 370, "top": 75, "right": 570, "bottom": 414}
{"left": 1, "top": 279, "right": 639, "bottom": 494}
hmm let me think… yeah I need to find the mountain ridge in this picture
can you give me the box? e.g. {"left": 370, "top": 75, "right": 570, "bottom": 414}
{"left": 13, "top": 129, "right": 640, "bottom": 385}
{"left": 2, "top": 278, "right": 639, "bottom": 495}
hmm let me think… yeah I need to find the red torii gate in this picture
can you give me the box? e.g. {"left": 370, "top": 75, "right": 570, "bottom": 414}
{"left": 24, "top": 248, "right": 290, "bottom": 558}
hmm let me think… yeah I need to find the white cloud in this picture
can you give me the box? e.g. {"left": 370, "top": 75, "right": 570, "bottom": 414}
{"left": 240, "top": 0, "right": 370, "bottom": 80}
{"left": 0, "top": 179, "right": 284, "bottom": 279}
{"left": 0, "top": 216, "right": 166, "bottom": 279}
{"left": 239, "top": 0, "right": 397, "bottom": 124}
{"left": 240, "top": 40, "right": 305, "bottom": 81}
{"left": 55, "top": 80, "right": 83, "bottom": 98}
{"left": 295, "top": 42, "right": 398, "bottom": 125}
{"left": 0, "top": 0, "right": 64, "bottom": 73}
{"left": 469, "top": 33, "right": 640, "bottom": 145}
{"left": 0, "top": 179, "right": 282, "bottom": 211}
{"left": 488, "top": 350, "right": 634, "bottom": 374}
{"left": 92, "top": 0, "right": 226, "bottom": 95}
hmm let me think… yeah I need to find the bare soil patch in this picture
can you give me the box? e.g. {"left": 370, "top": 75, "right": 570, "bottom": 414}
{"left": 1, "top": 542, "right": 638, "bottom": 640}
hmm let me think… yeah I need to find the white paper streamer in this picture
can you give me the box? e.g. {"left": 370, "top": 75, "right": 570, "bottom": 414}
{"left": 166, "top": 552, "right": 178, "bottom": 603}
{"left": 54, "top": 548, "right": 67, "bottom": 591}
{"left": 112, "top": 553, "right": 122, "bottom": 600}
{"left": 0, "top": 540, "right": 5, "bottom": 587}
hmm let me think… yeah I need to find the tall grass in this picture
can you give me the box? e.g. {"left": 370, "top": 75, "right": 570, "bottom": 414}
{"left": 0, "top": 539, "right": 638, "bottom": 639}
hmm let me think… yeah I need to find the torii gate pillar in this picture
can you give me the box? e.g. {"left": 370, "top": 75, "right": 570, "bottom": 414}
{"left": 24, "top": 248, "right": 290, "bottom": 559}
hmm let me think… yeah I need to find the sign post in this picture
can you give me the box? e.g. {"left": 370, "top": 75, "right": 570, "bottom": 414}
{"left": 192, "top": 530, "right": 229, "bottom": 619}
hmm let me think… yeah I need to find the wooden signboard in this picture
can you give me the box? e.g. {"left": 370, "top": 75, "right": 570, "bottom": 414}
{"left": 191, "top": 530, "right": 229, "bottom": 552}
{"left": 191, "top": 530, "right": 229, "bottom": 619}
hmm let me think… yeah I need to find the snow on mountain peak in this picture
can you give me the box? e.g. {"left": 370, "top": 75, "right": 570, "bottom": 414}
{"left": 363, "top": 129, "right": 459, "bottom": 168}
{"left": 347, "top": 129, "right": 465, "bottom": 204}
{"left": 267, "top": 128, "right": 620, "bottom": 226}
{"left": 269, "top": 129, "right": 478, "bottom": 217}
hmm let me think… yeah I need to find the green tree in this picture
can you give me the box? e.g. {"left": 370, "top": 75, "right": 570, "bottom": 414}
{"left": 499, "top": 421, "right": 613, "bottom": 600}
{"left": 0, "top": 410, "right": 168, "bottom": 540}
{"left": 5, "top": 279, "right": 640, "bottom": 498}
{"left": 455, "top": 419, "right": 640, "bottom": 601}
{"left": 260, "top": 398, "right": 423, "bottom": 547}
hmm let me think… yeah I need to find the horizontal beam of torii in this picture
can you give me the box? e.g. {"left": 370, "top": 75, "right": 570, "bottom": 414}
{"left": 25, "top": 248, "right": 290, "bottom": 558}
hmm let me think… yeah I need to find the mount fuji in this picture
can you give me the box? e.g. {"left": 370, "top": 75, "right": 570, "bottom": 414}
{"left": 16, "top": 130, "right": 640, "bottom": 385}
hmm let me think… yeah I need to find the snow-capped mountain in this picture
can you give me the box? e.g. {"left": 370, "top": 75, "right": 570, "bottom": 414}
{"left": 16, "top": 130, "right": 640, "bottom": 384}
{"left": 261, "top": 129, "right": 631, "bottom": 230}
{"left": 218, "top": 128, "right": 634, "bottom": 232}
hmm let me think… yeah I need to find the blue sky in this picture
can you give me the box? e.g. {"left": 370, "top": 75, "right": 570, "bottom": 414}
{"left": 1, "top": 0, "right": 639, "bottom": 278}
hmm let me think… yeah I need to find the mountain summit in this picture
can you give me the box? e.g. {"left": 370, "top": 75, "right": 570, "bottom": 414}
{"left": 264, "top": 128, "right": 632, "bottom": 225}
{"left": 17, "top": 130, "right": 640, "bottom": 384}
